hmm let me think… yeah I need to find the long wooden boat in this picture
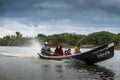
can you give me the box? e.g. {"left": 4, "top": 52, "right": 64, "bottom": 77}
{"left": 38, "top": 41, "right": 114, "bottom": 64}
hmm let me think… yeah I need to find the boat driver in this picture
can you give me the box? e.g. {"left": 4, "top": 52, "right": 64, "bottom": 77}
{"left": 41, "top": 42, "right": 52, "bottom": 56}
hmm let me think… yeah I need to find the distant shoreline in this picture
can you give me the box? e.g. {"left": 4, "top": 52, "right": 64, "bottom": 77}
{"left": 0, "top": 44, "right": 119, "bottom": 50}
{"left": 0, "top": 42, "right": 120, "bottom": 50}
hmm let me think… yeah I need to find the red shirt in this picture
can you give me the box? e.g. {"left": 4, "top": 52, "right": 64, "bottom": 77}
{"left": 63, "top": 52, "right": 71, "bottom": 56}
{"left": 54, "top": 48, "right": 63, "bottom": 56}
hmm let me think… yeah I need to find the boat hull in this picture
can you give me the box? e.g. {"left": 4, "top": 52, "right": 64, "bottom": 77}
{"left": 72, "top": 41, "right": 114, "bottom": 64}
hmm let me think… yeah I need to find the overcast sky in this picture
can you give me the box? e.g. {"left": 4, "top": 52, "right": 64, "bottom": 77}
{"left": 0, "top": 0, "right": 120, "bottom": 37}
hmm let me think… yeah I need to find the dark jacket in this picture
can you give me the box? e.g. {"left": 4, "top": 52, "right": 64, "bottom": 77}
{"left": 41, "top": 46, "right": 51, "bottom": 56}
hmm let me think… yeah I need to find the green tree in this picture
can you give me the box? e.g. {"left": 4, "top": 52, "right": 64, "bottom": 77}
{"left": 36, "top": 33, "right": 47, "bottom": 42}
{"left": 79, "top": 31, "right": 115, "bottom": 46}
{"left": 16, "top": 32, "right": 22, "bottom": 38}
{"left": 113, "top": 33, "right": 120, "bottom": 49}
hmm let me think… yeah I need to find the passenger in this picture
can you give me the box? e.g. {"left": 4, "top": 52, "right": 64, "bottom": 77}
{"left": 54, "top": 44, "right": 63, "bottom": 56}
{"left": 64, "top": 48, "right": 71, "bottom": 56}
{"left": 41, "top": 42, "right": 52, "bottom": 56}
{"left": 67, "top": 48, "right": 72, "bottom": 55}
{"left": 74, "top": 43, "right": 81, "bottom": 54}
{"left": 63, "top": 50, "right": 67, "bottom": 56}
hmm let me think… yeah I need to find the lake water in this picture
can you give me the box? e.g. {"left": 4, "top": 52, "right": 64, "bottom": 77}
{"left": 0, "top": 45, "right": 120, "bottom": 80}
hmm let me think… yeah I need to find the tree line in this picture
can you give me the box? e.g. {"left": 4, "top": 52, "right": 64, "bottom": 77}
{"left": 0, "top": 32, "right": 31, "bottom": 46}
{"left": 0, "top": 31, "right": 120, "bottom": 49}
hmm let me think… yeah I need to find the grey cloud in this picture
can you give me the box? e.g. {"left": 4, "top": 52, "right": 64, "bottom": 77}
{"left": 1, "top": 0, "right": 120, "bottom": 18}
{"left": 0, "top": 0, "right": 120, "bottom": 29}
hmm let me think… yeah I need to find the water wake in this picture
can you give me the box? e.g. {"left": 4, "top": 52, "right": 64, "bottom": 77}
{"left": 0, "top": 39, "right": 43, "bottom": 58}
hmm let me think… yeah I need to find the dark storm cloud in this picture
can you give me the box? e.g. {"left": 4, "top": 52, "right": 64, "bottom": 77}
{"left": 0, "top": 0, "right": 120, "bottom": 27}
{"left": 1, "top": 0, "right": 120, "bottom": 18}
{"left": 68, "top": 0, "right": 120, "bottom": 15}
{"left": 0, "top": 0, "right": 45, "bottom": 17}
{"left": 0, "top": 0, "right": 120, "bottom": 30}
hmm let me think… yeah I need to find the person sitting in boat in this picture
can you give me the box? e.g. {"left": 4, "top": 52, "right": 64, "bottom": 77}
{"left": 53, "top": 44, "right": 63, "bottom": 56}
{"left": 74, "top": 43, "right": 81, "bottom": 54}
{"left": 41, "top": 42, "right": 52, "bottom": 56}
{"left": 63, "top": 49, "right": 67, "bottom": 56}
{"left": 63, "top": 48, "right": 71, "bottom": 56}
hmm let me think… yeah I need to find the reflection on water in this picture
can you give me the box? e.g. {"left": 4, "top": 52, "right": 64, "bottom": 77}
{"left": 55, "top": 65, "right": 63, "bottom": 73}
{"left": 39, "top": 59, "right": 115, "bottom": 80}
{"left": 69, "top": 61, "right": 114, "bottom": 80}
